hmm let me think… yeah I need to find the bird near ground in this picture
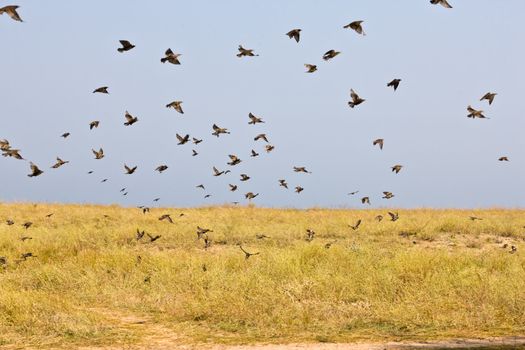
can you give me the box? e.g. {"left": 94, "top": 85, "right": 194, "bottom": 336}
{"left": 375, "top": 215, "right": 384, "bottom": 222}
{"left": 176, "top": 134, "right": 190, "bottom": 145}
{"left": 61, "top": 132, "right": 70, "bottom": 138}
{"left": 0, "top": 5, "right": 23, "bottom": 22}
{"left": 239, "top": 245, "right": 260, "bottom": 259}
{"left": 254, "top": 134, "right": 269, "bottom": 143}
{"left": 166, "top": 101, "right": 184, "bottom": 114}
{"left": 245, "top": 192, "right": 259, "bottom": 200}
{"left": 6, "top": 219, "right": 15, "bottom": 225}
{"left": 93, "top": 86, "right": 109, "bottom": 94}
{"left": 430, "top": 0, "right": 453, "bottom": 8}
{"left": 286, "top": 29, "right": 301, "bottom": 43}
{"left": 45, "top": 213, "right": 54, "bottom": 218}
{"left": 227, "top": 154, "right": 241, "bottom": 166}
{"left": 305, "top": 229, "right": 315, "bottom": 242}
{"left": 295, "top": 186, "right": 304, "bottom": 193}
{"left": 389, "top": 212, "right": 400, "bottom": 221}
{"left": 387, "top": 79, "right": 402, "bottom": 91}
{"left": 480, "top": 92, "right": 497, "bottom": 105}
{"left": 240, "top": 174, "right": 250, "bottom": 181}
{"left": 22, "top": 222, "right": 32, "bottom": 229}
{"left": 256, "top": 234, "right": 270, "bottom": 240}
{"left": 92, "top": 148, "right": 104, "bottom": 159}
{"left": 89, "top": 121, "right": 100, "bottom": 130}
{"left": 161, "top": 48, "right": 181, "bottom": 64}
{"left": 343, "top": 21, "right": 365, "bottom": 35}
{"left": 147, "top": 233, "right": 161, "bottom": 243}
{"left": 117, "top": 40, "right": 135, "bottom": 52}
{"left": 212, "top": 124, "right": 230, "bottom": 137}
{"left": 155, "top": 165, "right": 168, "bottom": 173}
{"left": 236, "top": 45, "right": 258, "bottom": 57}
{"left": 250, "top": 149, "right": 259, "bottom": 157}
{"left": 279, "top": 179, "right": 288, "bottom": 189}
{"left": 124, "top": 111, "right": 138, "bottom": 126}
{"left": 382, "top": 191, "right": 394, "bottom": 199}
{"left": 28, "top": 163, "right": 43, "bottom": 177}
{"left": 124, "top": 164, "right": 137, "bottom": 175}
{"left": 158, "top": 214, "right": 173, "bottom": 223}
{"left": 467, "top": 106, "right": 489, "bottom": 119}
{"left": 322, "top": 49, "right": 340, "bottom": 61}
{"left": 51, "top": 157, "right": 69, "bottom": 169}
{"left": 136, "top": 229, "right": 145, "bottom": 240}
{"left": 348, "top": 89, "right": 365, "bottom": 108}
{"left": 498, "top": 156, "right": 509, "bottom": 162}
{"left": 248, "top": 113, "right": 264, "bottom": 125}
{"left": 304, "top": 64, "right": 317, "bottom": 73}
{"left": 349, "top": 219, "right": 362, "bottom": 230}
{"left": 293, "top": 166, "right": 311, "bottom": 174}
{"left": 361, "top": 196, "right": 370, "bottom": 205}
{"left": 373, "top": 139, "right": 384, "bottom": 150}
{"left": 324, "top": 240, "right": 337, "bottom": 249}
{"left": 391, "top": 165, "right": 403, "bottom": 174}
{"left": 469, "top": 216, "right": 483, "bottom": 221}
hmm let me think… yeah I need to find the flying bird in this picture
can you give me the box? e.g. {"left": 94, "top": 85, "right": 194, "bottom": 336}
{"left": 295, "top": 186, "right": 304, "bottom": 193}
{"left": 323, "top": 49, "right": 341, "bottom": 61}
{"left": 229, "top": 184, "right": 238, "bottom": 192}
{"left": 348, "top": 191, "right": 359, "bottom": 196}
{"left": 430, "top": 0, "right": 453, "bottom": 8}
{"left": 304, "top": 64, "right": 317, "bottom": 73}
{"left": 348, "top": 89, "right": 365, "bottom": 108}
{"left": 467, "top": 106, "right": 488, "bottom": 119}
{"left": 147, "top": 233, "right": 161, "bottom": 243}
{"left": 391, "top": 165, "right": 403, "bottom": 174}
{"left": 498, "top": 156, "right": 509, "bottom": 162}
{"left": 279, "top": 179, "right": 288, "bottom": 189}
{"left": 227, "top": 154, "right": 242, "bottom": 166}
{"left": 192, "top": 137, "right": 203, "bottom": 144}
{"left": 117, "top": 40, "right": 135, "bottom": 52}
{"left": 250, "top": 149, "right": 259, "bottom": 157}
{"left": 245, "top": 192, "right": 259, "bottom": 200}
{"left": 89, "top": 121, "right": 100, "bottom": 130}
{"left": 61, "top": 132, "right": 70, "bottom": 138}
{"left": 92, "top": 148, "right": 104, "bottom": 159}
{"left": 0, "top": 5, "right": 23, "bottom": 22}
{"left": 93, "top": 86, "right": 109, "bottom": 94}
{"left": 124, "top": 164, "right": 137, "bottom": 174}
{"left": 158, "top": 214, "right": 173, "bottom": 223}
{"left": 388, "top": 212, "right": 400, "bottom": 222}
{"left": 27, "top": 163, "right": 43, "bottom": 177}
{"left": 480, "top": 92, "right": 497, "bottom": 105}
{"left": 166, "top": 101, "right": 184, "bottom": 114}
{"left": 192, "top": 149, "right": 198, "bottom": 156}
{"left": 248, "top": 113, "right": 264, "bottom": 125}
{"left": 213, "top": 166, "right": 230, "bottom": 177}
{"left": 212, "top": 124, "right": 230, "bottom": 137}
{"left": 387, "top": 79, "right": 402, "bottom": 91}
{"left": 236, "top": 45, "right": 258, "bottom": 57}
{"left": 240, "top": 174, "right": 250, "bottom": 181}
{"left": 382, "top": 191, "right": 394, "bottom": 199}
{"left": 361, "top": 197, "right": 370, "bottom": 205}
{"left": 156, "top": 165, "right": 168, "bottom": 173}
{"left": 293, "top": 166, "right": 311, "bottom": 174}
{"left": 373, "top": 139, "right": 384, "bottom": 150}
{"left": 161, "top": 48, "right": 181, "bottom": 64}
{"left": 51, "top": 157, "right": 69, "bottom": 169}
{"left": 124, "top": 111, "right": 138, "bottom": 126}
{"left": 239, "top": 245, "right": 259, "bottom": 259}
{"left": 349, "top": 219, "right": 362, "bottom": 230}
{"left": 254, "top": 134, "right": 269, "bottom": 143}
{"left": 286, "top": 29, "right": 301, "bottom": 43}
{"left": 176, "top": 134, "right": 190, "bottom": 145}
{"left": 265, "top": 145, "right": 275, "bottom": 153}
{"left": 343, "top": 21, "right": 365, "bottom": 35}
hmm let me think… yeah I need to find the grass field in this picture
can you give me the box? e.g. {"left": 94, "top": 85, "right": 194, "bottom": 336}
{"left": 0, "top": 203, "right": 524, "bottom": 349}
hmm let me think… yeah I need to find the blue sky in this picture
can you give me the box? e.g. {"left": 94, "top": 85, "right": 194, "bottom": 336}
{"left": 1, "top": 0, "right": 524, "bottom": 208}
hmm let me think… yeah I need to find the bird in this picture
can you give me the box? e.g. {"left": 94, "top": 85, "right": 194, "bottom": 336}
{"left": 323, "top": 49, "right": 340, "bottom": 61}
{"left": 480, "top": 92, "right": 497, "bottom": 105}
{"left": 28, "top": 163, "right": 43, "bottom": 177}
{"left": 204, "top": 194, "right": 212, "bottom": 199}
{"left": 254, "top": 134, "right": 269, "bottom": 143}
{"left": 196, "top": 184, "right": 205, "bottom": 190}
{"left": 387, "top": 79, "right": 402, "bottom": 91}
{"left": 349, "top": 219, "right": 362, "bottom": 230}
{"left": 375, "top": 215, "right": 384, "bottom": 222}
{"left": 45, "top": 213, "right": 54, "bottom": 218}
{"left": 227, "top": 154, "right": 242, "bottom": 166}
{"left": 0, "top": 5, "right": 23, "bottom": 22}
{"left": 469, "top": 216, "right": 483, "bottom": 221}
{"left": 348, "top": 191, "right": 359, "bottom": 196}
{"left": 248, "top": 113, "right": 265, "bottom": 125}
{"left": 155, "top": 165, "right": 168, "bottom": 173}
{"left": 0, "top": 256, "right": 7, "bottom": 267}
{"left": 147, "top": 233, "right": 161, "bottom": 243}
{"left": 391, "top": 165, "right": 403, "bottom": 174}
{"left": 361, "top": 197, "right": 370, "bottom": 205}
{"left": 192, "top": 137, "right": 203, "bottom": 144}
{"left": 213, "top": 166, "right": 230, "bottom": 177}
{"left": 304, "top": 64, "right": 317, "bottom": 73}
{"left": 237, "top": 45, "right": 258, "bottom": 57}
{"left": 153, "top": 198, "right": 160, "bottom": 202}
{"left": 22, "top": 222, "right": 32, "bottom": 229}
{"left": 117, "top": 40, "right": 135, "bottom": 52}
{"left": 293, "top": 166, "right": 311, "bottom": 174}
{"left": 92, "top": 148, "right": 104, "bottom": 159}
{"left": 93, "top": 86, "right": 109, "bottom": 94}
{"left": 6, "top": 220, "right": 15, "bottom": 226}
{"left": 256, "top": 234, "right": 270, "bottom": 240}
{"left": 373, "top": 139, "right": 384, "bottom": 150}
{"left": 89, "top": 121, "right": 100, "bottom": 130}
{"left": 212, "top": 124, "right": 230, "bottom": 137}
{"left": 245, "top": 192, "right": 259, "bottom": 200}
{"left": 229, "top": 184, "right": 238, "bottom": 192}
{"left": 388, "top": 212, "right": 400, "bottom": 222}
{"left": 343, "top": 21, "right": 365, "bottom": 35}
{"left": 166, "top": 101, "right": 184, "bottom": 114}
{"left": 51, "top": 157, "right": 69, "bottom": 169}
{"left": 324, "top": 240, "right": 337, "bottom": 249}
{"left": 240, "top": 174, "right": 250, "bottom": 181}
{"left": 124, "top": 164, "right": 137, "bottom": 175}
{"left": 19, "top": 252, "right": 36, "bottom": 261}
{"left": 279, "top": 179, "right": 288, "bottom": 189}
{"left": 305, "top": 229, "right": 315, "bottom": 242}
{"left": 498, "top": 157, "right": 509, "bottom": 162}
{"left": 348, "top": 89, "right": 365, "bottom": 108}
{"left": 382, "top": 191, "right": 394, "bottom": 199}
{"left": 61, "top": 132, "right": 70, "bottom": 138}
{"left": 176, "top": 134, "right": 190, "bottom": 145}
{"left": 136, "top": 229, "right": 145, "bottom": 240}
{"left": 239, "top": 245, "right": 260, "bottom": 259}
{"left": 192, "top": 149, "right": 198, "bottom": 157}
{"left": 295, "top": 186, "right": 304, "bottom": 193}
{"left": 286, "top": 29, "right": 301, "bottom": 43}
{"left": 265, "top": 145, "right": 275, "bottom": 153}
{"left": 250, "top": 149, "right": 259, "bottom": 157}
{"left": 101, "top": 178, "right": 108, "bottom": 183}
{"left": 467, "top": 106, "right": 488, "bottom": 119}
{"left": 161, "top": 48, "right": 181, "bottom": 64}
{"left": 430, "top": 0, "right": 453, "bottom": 9}
{"left": 158, "top": 214, "right": 173, "bottom": 223}
{"left": 2, "top": 149, "right": 24, "bottom": 160}
{"left": 124, "top": 111, "right": 138, "bottom": 126}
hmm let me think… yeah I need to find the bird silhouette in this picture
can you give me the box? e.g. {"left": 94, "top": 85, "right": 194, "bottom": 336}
{"left": 93, "top": 86, "right": 109, "bottom": 94}
{"left": 348, "top": 89, "right": 365, "bottom": 108}
{"left": 166, "top": 101, "right": 184, "bottom": 114}
{"left": 136, "top": 229, "right": 145, "bottom": 240}
{"left": 51, "top": 157, "right": 69, "bottom": 169}
{"left": 192, "top": 137, "right": 203, "bottom": 144}
{"left": 467, "top": 106, "right": 489, "bottom": 119}
{"left": 498, "top": 157, "right": 509, "bottom": 162}
{"left": 0, "top": 5, "right": 23, "bottom": 22}
{"left": 480, "top": 92, "right": 497, "bottom": 105}
{"left": 212, "top": 124, "right": 230, "bottom": 137}
{"left": 239, "top": 245, "right": 260, "bottom": 259}
{"left": 304, "top": 64, "right": 317, "bottom": 73}
{"left": 237, "top": 45, "right": 258, "bottom": 57}
{"left": 158, "top": 214, "right": 173, "bottom": 223}
{"left": 361, "top": 197, "right": 370, "bottom": 205}
{"left": 323, "top": 49, "right": 340, "bottom": 61}
{"left": 293, "top": 166, "right": 311, "bottom": 174}
{"left": 155, "top": 165, "right": 168, "bottom": 173}
{"left": 348, "top": 191, "right": 359, "bottom": 196}
{"left": 387, "top": 79, "right": 402, "bottom": 91}
{"left": 89, "top": 121, "right": 100, "bottom": 130}
{"left": 279, "top": 179, "right": 288, "bottom": 189}
{"left": 124, "top": 111, "right": 138, "bottom": 126}
{"left": 176, "top": 134, "right": 190, "bottom": 145}
{"left": 248, "top": 113, "right": 265, "bottom": 125}
{"left": 382, "top": 191, "right": 394, "bottom": 199}
{"left": 430, "top": 0, "right": 453, "bottom": 8}
{"left": 251, "top": 149, "right": 259, "bottom": 157}
{"left": 28, "top": 163, "right": 43, "bottom": 177}
{"left": 349, "top": 219, "right": 362, "bottom": 230}
{"left": 344, "top": 21, "right": 365, "bottom": 35}
{"left": 286, "top": 29, "right": 301, "bottom": 43}
{"left": 254, "top": 134, "right": 269, "bottom": 143}
{"left": 388, "top": 212, "right": 400, "bottom": 221}
{"left": 213, "top": 166, "right": 230, "bottom": 177}
{"left": 192, "top": 149, "right": 198, "bottom": 157}
{"left": 147, "top": 233, "right": 161, "bottom": 242}
{"left": 196, "top": 184, "right": 205, "bottom": 190}
{"left": 124, "top": 164, "right": 137, "bottom": 174}
{"left": 227, "top": 154, "right": 242, "bottom": 166}
{"left": 161, "top": 48, "right": 181, "bottom": 64}
{"left": 229, "top": 184, "right": 238, "bottom": 192}
{"left": 245, "top": 192, "right": 259, "bottom": 200}
{"left": 391, "top": 165, "right": 403, "bottom": 174}
{"left": 117, "top": 40, "right": 135, "bottom": 52}
{"left": 6, "top": 220, "right": 15, "bottom": 226}
{"left": 265, "top": 145, "right": 275, "bottom": 153}
{"left": 373, "top": 139, "right": 384, "bottom": 150}
{"left": 240, "top": 174, "right": 250, "bottom": 181}
{"left": 61, "top": 132, "right": 70, "bottom": 138}
{"left": 295, "top": 186, "right": 304, "bottom": 193}
{"left": 22, "top": 222, "right": 32, "bottom": 229}
{"left": 305, "top": 229, "right": 315, "bottom": 242}
{"left": 92, "top": 148, "right": 104, "bottom": 159}
{"left": 375, "top": 215, "right": 384, "bottom": 222}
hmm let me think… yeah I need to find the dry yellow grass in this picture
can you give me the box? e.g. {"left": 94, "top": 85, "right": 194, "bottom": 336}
{"left": 0, "top": 202, "right": 524, "bottom": 349}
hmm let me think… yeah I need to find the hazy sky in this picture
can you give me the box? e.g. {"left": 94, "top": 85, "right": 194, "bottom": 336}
{"left": 1, "top": 1, "right": 524, "bottom": 209}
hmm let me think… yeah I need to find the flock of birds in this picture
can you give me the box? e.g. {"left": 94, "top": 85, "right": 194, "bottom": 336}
{"left": 0, "top": 1, "right": 521, "bottom": 264}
